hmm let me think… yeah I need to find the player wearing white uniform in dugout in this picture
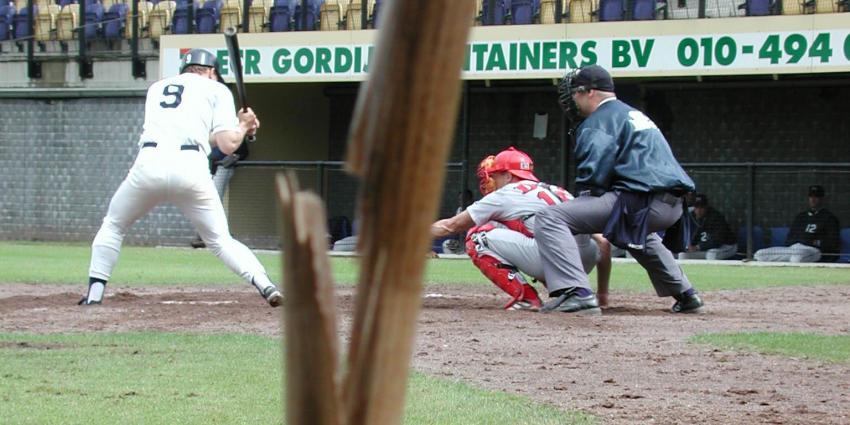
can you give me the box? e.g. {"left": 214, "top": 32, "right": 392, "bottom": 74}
{"left": 431, "top": 147, "right": 612, "bottom": 311}
{"left": 79, "top": 49, "right": 283, "bottom": 307}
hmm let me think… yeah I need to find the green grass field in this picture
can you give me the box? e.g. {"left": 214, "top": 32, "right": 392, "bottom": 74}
{"left": 2, "top": 241, "right": 849, "bottom": 424}
{"left": 692, "top": 332, "right": 850, "bottom": 363}
{"left": 0, "top": 333, "right": 591, "bottom": 425}
{"left": 1, "top": 241, "right": 848, "bottom": 292}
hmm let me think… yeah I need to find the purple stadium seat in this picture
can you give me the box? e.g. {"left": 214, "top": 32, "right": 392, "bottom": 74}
{"left": 0, "top": 3, "right": 14, "bottom": 40}
{"left": 632, "top": 0, "right": 657, "bottom": 19}
{"left": 13, "top": 4, "right": 36, "bottom": 39}
{"left": 84, "top": 2, "right": 104, "bottom": 38}
{"left": 103, "top": 3, "right": 127, "bottom": 38}
{"left": 741, "top": 0, "right": 771, "bottom": 15}
{"left": 598, "top": 0, "right": 625, "bottom": 20}
{"left": 371, "top": 0, "right": 381, "bottom": 27}
{"left": 292, "top": 0, "right": 321, "bottom": 31}
{"left": 195, "top": 0, "right": 221, "bottom": 33}
{"left": 269, "top": 0, "right": 293, "bottom": 32}
{"left": 511, "top": 0, "right": 534, "bottom": 24}
{"left": 59, "top": 0, "right": 77, "bottom": 6}
{"left": 172, "top": 5, "right": 191, "bottom": 34}
{"left": 481, "top": 0, "right": 508, "bottom": 25}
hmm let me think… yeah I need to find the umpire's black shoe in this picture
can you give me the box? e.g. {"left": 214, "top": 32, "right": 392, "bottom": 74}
{"left": 541, "top": 291, "right": 601, "bottom": 315}
{"left": 671, "top": 293, "right": 704, "bottom": 314}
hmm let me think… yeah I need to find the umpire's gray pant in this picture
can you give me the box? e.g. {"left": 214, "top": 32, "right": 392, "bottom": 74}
{"left": 536, "top": 191, "right": 693, "bottom": 297}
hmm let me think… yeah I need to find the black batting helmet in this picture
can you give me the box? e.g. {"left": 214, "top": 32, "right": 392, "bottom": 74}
{"left": 180, "top": 48, "right": 225, "bottom": 83}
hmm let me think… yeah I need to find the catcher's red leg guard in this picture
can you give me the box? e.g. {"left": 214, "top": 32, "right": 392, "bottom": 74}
{"left": 466, "top": 229, "right": 541, "bottom": 310}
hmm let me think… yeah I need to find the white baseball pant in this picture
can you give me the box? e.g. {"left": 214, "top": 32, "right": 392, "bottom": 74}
{"left": 89, "top": 145, "right": 273, "bottom": 288}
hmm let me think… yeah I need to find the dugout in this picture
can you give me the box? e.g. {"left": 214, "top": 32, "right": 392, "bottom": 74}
{"left": 1, "top": 13, "right": 849, "bottom": 257}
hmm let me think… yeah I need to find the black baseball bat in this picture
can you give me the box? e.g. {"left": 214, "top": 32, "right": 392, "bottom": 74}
{"left": 224, "top": 27, "right": 255, "bottom": 143}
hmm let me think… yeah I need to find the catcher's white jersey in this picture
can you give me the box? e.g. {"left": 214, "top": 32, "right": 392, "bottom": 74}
{"left": 139, "top": 73, "right": 240, "bottom": 156}
{"left": 466, "top": 180, "right": 573, "bottom": 234}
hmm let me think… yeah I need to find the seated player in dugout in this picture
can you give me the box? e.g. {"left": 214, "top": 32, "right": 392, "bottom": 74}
{"left": 430, "top": 147, "right": 612, "bottom": 311}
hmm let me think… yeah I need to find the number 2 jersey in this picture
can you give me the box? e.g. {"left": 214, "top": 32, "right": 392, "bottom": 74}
{"left": 466, "top": 180, "right": 572, "bottom": 236}
{"left": 139, "top": 73, "right": 241, "bottom": 156}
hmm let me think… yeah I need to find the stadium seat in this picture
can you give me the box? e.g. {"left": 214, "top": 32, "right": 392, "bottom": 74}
{"left": 83, "top": 1, "right": 104, "bottom": 38}
{"left": 103, "top": 2, "right": 127, "bottom": 38}
{"left": 247, "top": 0, "right": 270, "bottom": 31}
{"left": 195, "top": 0, "right": 221, "bottom": 33}
{"left": 538, "top": 0, "right": 564, "bottom": 23}
{"left": 597, "top": 0, "right": 624, "bottom": 20}
{"left": 738, "top": 0, "right": 772, "bottom": 14}
{"left": 770, "top": 226, "right": 789, "bottom": 247}
{"left": 218, "top": 0, "right": 241, "bottom": 32}
{"left": 511, "top": 0, "right": 536, "bottom": 24}
{"left": 268, "top": 0, "right": 292, "bottom": 31}
{"left": 632, "top": 0, "right": 659, "bottom": 18}
{"left": 738, "top": 225, "right": 765, "bottom": 254}
{"left": 148, "top": 0, "right": 174, "bottom": 38}
{"left": 705, "top": 0, "right": 745, "bottom": 17}
{"left": 481, "top": 0, "right": 508, "bottom": 24}
{"left": 369, "top": 0, "right": 379, "bottom": 27}
{"left": 779, "top": 0, "right": 804, "bottom": 13}
{"left": 319, "top": 0, "right": 340, "bottom": 30}
{"left": 804, "top": 0, "right": 835, "bottom": 12}
{"left": 292, "top": 0, "right": 320, "bottom": 31}
{"left": 171, "top": 2, "right": 192, "bottom": 33}
{"left": 34, "top": 3, "right": 59, "bottom": 41}
{"left": 126, "top": 0, "right": 155, "bottom": 38}
{"left": 667, "top": 0, "right": 699, "bottom": 17}
{"left": 838, "top": 228, "right": 850, "bottom": 263}
{"left": 13, "top": 4, "right": 36, "bottom": 39}
{"left": 569, "top": 0, "right": 598, "bottom": 22}
{"left": 56, "top": 3, "right": 78, "bottom": 40}
{"left": 0, "top": 3, "right": 14, "bottom": 40}
{"left": 342, "top": 0, "right": 364, "bottom": 29}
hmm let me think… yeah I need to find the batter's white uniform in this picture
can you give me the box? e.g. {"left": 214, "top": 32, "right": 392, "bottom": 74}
{"left": 89, "top": 72, "right": 275, "bottom": 292}
{"left": 466, "top": 180, "right": 599, "bottom": 281}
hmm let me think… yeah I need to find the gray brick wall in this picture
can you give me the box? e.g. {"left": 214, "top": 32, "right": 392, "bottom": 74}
{"left": 0, "top": 97, "right": 196, "bottom": 245}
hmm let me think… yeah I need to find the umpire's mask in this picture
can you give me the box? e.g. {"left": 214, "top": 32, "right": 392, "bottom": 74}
{"left": 557, "top": 69, "right": 583, "bottom": 126}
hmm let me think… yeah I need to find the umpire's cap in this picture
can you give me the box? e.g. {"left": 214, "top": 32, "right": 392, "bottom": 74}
{"left": 180, "top": 48, "right": 225, "bottom": 83}
{"left": 569, "top": 65, "right": 615, "bottom": 92}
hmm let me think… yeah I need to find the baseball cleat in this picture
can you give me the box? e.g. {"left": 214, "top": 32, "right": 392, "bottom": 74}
{"left": 260, "top": 285, "right": 283, "bottom": 307}
{"left": 506, "top": 300, "right": 541, "bottom": 312}
{"left": 540, "top": 292, "right": 601, "bottom": 315}
{"left": 77, "top": 296, "right": 102, "bottom": 306}
{"left": 671, "top": 293, "right": 704, "bottom": 314}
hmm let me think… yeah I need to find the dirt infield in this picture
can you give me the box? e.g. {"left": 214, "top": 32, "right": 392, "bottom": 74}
{"left": 2, "top": 282, "right": 849, "bottom": 424}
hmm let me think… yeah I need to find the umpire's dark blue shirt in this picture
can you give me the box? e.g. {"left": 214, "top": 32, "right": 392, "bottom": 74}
{"left": 574, "top": 98, "right": 695, "bottom": 193}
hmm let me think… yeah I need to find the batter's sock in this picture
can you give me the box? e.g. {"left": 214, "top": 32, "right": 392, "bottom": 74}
{"left": 84, "top": 278, "right": 107, "bottom": 304}
{"left": 251, "top": 275, "right": 275, "bottom": 292}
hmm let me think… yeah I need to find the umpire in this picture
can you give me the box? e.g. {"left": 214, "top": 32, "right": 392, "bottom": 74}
{"left": 535, "top": 65, "right": 703, "bottom": 315}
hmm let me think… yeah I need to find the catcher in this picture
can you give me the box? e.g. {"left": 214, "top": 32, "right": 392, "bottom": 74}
{"left": 430, "top": 147, "right": 611, "bottom": 311}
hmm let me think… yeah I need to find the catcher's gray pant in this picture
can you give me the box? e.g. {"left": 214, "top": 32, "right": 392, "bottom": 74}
{"left": 536, "top": 191, "right": 693, "bottom": 297}
{"left": 89, "top": 146, "right": 274, "bottom": 289}
{"left": 474, "top": 227, "right": 599, "bottom": 283}
{"left": 678, "top": 244, "right": 738, "bottom": 260}
{"left": 753, "top": 243, "right": 821, "bottom": 263}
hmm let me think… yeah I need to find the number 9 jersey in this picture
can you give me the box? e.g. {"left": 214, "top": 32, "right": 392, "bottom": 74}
{"left": 139, "top": 73, "right": 241, "bottom": 156}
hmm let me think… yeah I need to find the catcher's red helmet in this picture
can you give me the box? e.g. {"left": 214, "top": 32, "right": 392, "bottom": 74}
{"left": 490, "top": 147, "right": 539, "bottom": 182}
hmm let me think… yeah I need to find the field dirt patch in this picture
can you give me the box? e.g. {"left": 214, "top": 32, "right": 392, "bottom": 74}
{"left": 1, "top": 282, "right": 849, "bottom": 424}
